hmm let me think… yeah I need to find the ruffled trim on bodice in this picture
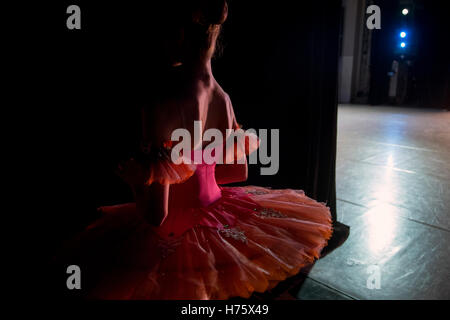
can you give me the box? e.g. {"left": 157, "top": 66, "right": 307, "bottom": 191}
{"left": 140, "top": 125, "right": 259, "bottom": 186}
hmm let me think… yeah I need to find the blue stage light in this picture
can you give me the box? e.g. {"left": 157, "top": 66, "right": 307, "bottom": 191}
{"left": 400, "top": 42, "right": 406, "bottom": 48}
{"left": 400, "top": 31, "right": 407, "bottom": 38}
{"left": 402, "top": 8, "right": 409, "bottom": 15}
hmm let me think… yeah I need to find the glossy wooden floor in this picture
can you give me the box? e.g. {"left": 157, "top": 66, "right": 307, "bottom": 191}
{"left": 248, "top": 104, "right": 450, "bottom": 300}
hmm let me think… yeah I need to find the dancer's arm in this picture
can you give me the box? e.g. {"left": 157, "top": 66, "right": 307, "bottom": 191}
{"left": 116, "top": 157, "right": 170, "bottom": 226}
{"left": 215, "top": 98, "right": 248, "bottom": 185}
{"left": 133, "top": 183, "right": 169, "bottom": 226}
{"left": 116, "top": 105, "right": 173, "bottom": 226}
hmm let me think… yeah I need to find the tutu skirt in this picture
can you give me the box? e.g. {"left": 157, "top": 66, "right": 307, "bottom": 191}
{"left": 63, "top": 186, "right": 332, "bottom": 300}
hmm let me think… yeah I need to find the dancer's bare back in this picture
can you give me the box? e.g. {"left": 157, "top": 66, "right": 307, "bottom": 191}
{"left": 118, "top": 76, "right": 246, "bottom": 226}
{"left": 141, "top": 77, "right": 238, "bottom": 150}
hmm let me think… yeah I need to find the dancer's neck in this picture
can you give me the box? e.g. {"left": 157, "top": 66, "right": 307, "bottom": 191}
{"left": 178, "top": 58, "right": 214, "bottom": 88}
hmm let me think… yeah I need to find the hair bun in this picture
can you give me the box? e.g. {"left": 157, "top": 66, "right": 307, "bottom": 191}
{"left": 192, "top": 0, "right": 228, "bottom": 26}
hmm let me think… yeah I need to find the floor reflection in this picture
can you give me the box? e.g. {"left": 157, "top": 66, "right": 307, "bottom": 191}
{"left": 365, "top": 204, "right": 397, "bottom": 255}
{"left": 299, "top": 105, "right": 450, "bottom": 300}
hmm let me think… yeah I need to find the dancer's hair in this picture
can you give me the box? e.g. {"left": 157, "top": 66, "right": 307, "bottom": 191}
{"left": 165, "top": 0, "right": 229, "bottom": 63}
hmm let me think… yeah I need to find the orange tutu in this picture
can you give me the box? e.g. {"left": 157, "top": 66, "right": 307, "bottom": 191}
{"left": 65, "top": 186, "right": 332, "bottom": 300}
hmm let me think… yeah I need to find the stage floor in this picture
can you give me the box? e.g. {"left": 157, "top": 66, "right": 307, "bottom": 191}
{"left": 248, "top": 104, "right": 450, "bottom": 300}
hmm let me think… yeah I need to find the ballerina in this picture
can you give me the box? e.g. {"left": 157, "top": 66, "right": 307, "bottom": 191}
{"left": 59, "top": 0, "right": 332, "bottom": 300}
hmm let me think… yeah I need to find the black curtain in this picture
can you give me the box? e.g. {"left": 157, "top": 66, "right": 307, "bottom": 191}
{"left": 215, "top": 0, "right": 341, "bottom": 222}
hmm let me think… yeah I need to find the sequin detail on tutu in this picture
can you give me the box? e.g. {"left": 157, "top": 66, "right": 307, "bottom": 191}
{"left": 245, "top": 189, "right": 269, "bottom": 195}
{"left": 218, "top": 226, "right": 248, "bottom": 244}
{"left": 257, "top": 208, "right": 287, "bottom": 218}
{"left": 157, "top": 237, "right": 183, "bottom": 259}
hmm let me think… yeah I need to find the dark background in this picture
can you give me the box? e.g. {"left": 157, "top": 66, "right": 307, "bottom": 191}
{"left": 369, "top": 0, "right": 450, "bottom": 106}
